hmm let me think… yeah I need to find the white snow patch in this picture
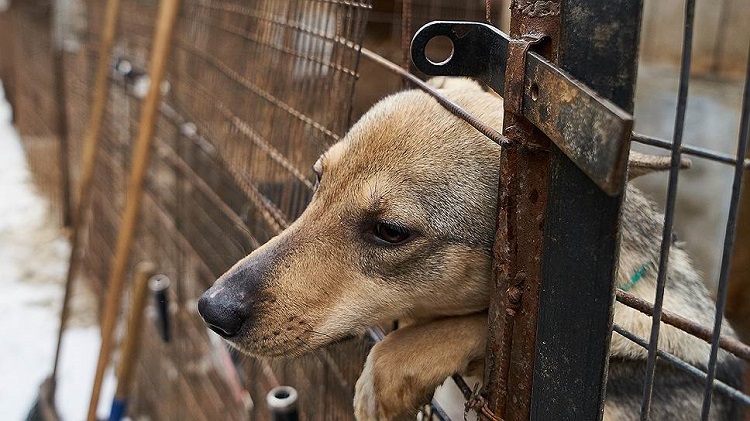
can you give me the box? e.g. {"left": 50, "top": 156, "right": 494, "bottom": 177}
{"left": 0, "top": 81, "right": 115, "bottom": 420}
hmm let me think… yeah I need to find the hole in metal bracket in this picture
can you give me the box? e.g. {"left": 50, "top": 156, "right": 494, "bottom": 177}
{"left": 424, "top": 35, "right": 454, "bottom": 65}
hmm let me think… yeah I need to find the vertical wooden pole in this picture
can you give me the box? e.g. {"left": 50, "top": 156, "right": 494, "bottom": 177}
{"left": 400, "top": 0, "right": 412, "bottom": 86}
{"left": 728, "top": 163, "right": 750, "bottom": 343}
{"left": 108, "top": 262, "right": 157, "bottom": 421}
{"left": 727, "top": 138, "right": 750, "bottom": 418}
{"left": 51, "top": 3, "right": 72, "bottom": 229}
{"left": 86, "top": 0, "right": 180, "bottom": 419}
{"left": 50, "top": 0, "right": 124, "bottom": 383}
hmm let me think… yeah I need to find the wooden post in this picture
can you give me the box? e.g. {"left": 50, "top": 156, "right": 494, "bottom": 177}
{"left": 86, "top": 0, "right": 181, "bottom": 419}
{"left": 728, "top": 162, "right": 750, "bottom": 343}
{"left": 108, "top": 262, "right": 157, "bottom": 421}
{"left": 52, "top": 3, "right": 72, "bottom": 229}
{"left": 727, "top": 134, "right": 750, "bottom": 418}
{"left": 50, "top": 0, "right": 124, "bottom": 383}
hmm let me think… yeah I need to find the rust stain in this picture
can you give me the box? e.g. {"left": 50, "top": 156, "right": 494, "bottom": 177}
{"left": 514, "top": 0, "right": 561, "bottom": 17}
{"left": 483, "top": 3, "right": 559, "bottom": 419}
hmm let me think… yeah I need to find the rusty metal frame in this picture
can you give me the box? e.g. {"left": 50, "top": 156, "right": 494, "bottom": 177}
{"left": 531, "top": 1, "right": 642, "bottom": 419}
{"left": 481, "top": 8, "right": 559, "bottom": 420}
{"left": 412, "top": 21, "right": 633, "bottom": 196}
{"left": 409, "top": 1, "right": 638, "bottom": 419}
{"left": 616, "top": 289, "right": 750, "bottom": 361}
{"left": 409, "top": 1, "right": 641, "bottom": 419}
{"left": 405, "top": 1, "right": 750, "bottom": 420}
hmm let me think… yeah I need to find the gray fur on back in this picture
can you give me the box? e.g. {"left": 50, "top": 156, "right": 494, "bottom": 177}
{"left": 605, "top": 185, "right": 745, "bottom": 419}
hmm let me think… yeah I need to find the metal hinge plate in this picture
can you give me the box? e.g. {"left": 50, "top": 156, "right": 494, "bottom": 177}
{"left": 411, "top": 21, "right": 633, "bottom": 195}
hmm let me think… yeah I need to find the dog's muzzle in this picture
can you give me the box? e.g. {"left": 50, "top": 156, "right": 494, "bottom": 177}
{"left": 198, "top": 264, "right": 261, "bottom": 338}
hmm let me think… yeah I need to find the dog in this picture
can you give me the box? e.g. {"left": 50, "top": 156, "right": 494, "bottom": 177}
{"left": 198, "top": 79, "right": 745, "bottom": 420}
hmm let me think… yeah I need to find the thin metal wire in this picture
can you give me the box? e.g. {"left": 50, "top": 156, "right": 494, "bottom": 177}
{"left": 360, "top": 47, "right": 512, "bottom": 148}
{"left": 640, "top": 0, "right": 696, "bottom": 418}
{"left": 401, "top": 0, "right": 412, "bottom": 74}
{"left": 426, "top": 400, "right": 452, "bottom": 421}
{"left": 700, "top": 39, "right": 750, "bottom": 421}
{"left": 631, "top": 132, "right": 750, "bottom": 169}
{"left": 173, "top": 39, "right": 341, "bottom": 142}
{"left": 192, "top": 0, "right": 368, "bottom": 51}
{"left": 613, "top": 325, "right": 750, "bottom": 407}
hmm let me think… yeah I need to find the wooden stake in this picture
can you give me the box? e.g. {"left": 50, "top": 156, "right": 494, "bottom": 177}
{"left": 50, "top": 0, "right": 124, "bottom": 384}
{"left": 86, "top": 0, "right": 181, "bottom": 419}
{"left": 53, "top": 46, "right": 72, "bottom": 229}
{"left": 727, "top": 154, "right": 750, "bottom": 409}
{"left": 108, "top": 262, "right": 157, "bottom": 421}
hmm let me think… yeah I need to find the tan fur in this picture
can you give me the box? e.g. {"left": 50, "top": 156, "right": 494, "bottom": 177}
{"left": 355, "top": 314, "right": 487, "bottom": 420}
{"left": 202, "top": 82, "right": 739, "bottom": 420}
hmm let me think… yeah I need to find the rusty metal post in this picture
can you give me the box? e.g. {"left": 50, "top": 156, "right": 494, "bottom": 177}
{"left": 481, "top": 0, "right": 643, "bottom": 419}
{"left": 531, "top": 1, "right": 642, "bottom": 420}
{"left": 482, "top": 2, "right": 559, "bottom": 420}
{"left": 410, "top": 13, "right": 637, "bottom": 420}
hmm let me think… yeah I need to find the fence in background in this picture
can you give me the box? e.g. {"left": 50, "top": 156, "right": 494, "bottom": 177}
{"left": 2, "top": 1, "right": 489, "bottom": 419}
{"left": 3, "top": 0, "right": 750, "bottom": 420}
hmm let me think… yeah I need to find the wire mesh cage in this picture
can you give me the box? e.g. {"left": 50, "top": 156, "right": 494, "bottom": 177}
{"left": 3, "top": 0, "right": 750, "bottom": 420}
{"left": 91, "top": 0, "right": 375, "bottom": 417}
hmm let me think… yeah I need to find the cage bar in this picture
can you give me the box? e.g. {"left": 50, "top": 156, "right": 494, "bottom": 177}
{"left": 640, "top": 1, "right": 696, "bottom": 418}
{"left": 531, "top": 1, "right": 642, "bottom": 419}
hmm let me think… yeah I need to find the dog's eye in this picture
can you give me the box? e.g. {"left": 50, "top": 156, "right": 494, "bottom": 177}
{"left": 374, "top": 222, "right": 411, "bottom": 244}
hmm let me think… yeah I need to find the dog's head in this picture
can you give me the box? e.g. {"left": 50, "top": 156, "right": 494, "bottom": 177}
{"left": 198, "top": 82, "right": 503, "bottom": 356}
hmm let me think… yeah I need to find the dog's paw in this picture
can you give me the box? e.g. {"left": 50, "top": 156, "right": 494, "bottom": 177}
{"left": 353, "top": 315, "right": 488, "bottom": 420}
{"left": 354, "top": 352, "right": 380, "bottom": 420}
{"left": 354, "top": 341, "right": 428, "bottom": 421}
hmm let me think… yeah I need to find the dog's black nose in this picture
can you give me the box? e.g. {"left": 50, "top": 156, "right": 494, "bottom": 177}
{"left": 198, "top": 258, "right": 270, "bottom": 338}
{"left": 198, "top": 288, "right": 249, "bottom": 338}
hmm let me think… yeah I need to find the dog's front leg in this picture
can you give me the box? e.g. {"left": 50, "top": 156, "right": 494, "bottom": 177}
{"left": 354, "top": 313, "right": 487, "bottom": 420}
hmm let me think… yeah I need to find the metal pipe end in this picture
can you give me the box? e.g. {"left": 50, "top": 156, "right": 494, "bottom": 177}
{"left": 266, "top": 386, "right": 298, "bottom": 413}
{"left": 148, "top": 274, "right": 171, "bottom": 292}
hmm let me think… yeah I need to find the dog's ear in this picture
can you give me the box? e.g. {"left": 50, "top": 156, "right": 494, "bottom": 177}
{"left": 426, "top": 76, "right": 485, "bottom": 92}
{"left": 628, "top": 150, "right": 692, "bottom": 179}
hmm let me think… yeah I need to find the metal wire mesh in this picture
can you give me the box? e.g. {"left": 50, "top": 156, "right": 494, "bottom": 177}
{"left": 624, "top": 1, "right": 750, "bottom": 418}
{"left": 77, "top": 0, "right": 373, "bottom": 418}
{"left": 3, "top": 2, "right": 69, "bottom": 224}
{"left": 4, "top": 0, "right": 750, "bottom": 419}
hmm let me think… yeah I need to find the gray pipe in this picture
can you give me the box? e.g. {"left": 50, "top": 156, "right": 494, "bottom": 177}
{"left": 266, "top": 386, "right": 298, "bottom": 421}
{"left": 148, "top": 275, "right": 171, "bottom": 343}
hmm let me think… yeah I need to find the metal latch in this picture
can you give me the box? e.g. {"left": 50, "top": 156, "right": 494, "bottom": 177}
{"left": 411, "top": 21, "right": 633, "bottom": 195}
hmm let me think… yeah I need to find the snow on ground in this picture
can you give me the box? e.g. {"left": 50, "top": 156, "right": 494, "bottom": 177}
{"left": 0, "top": 82, "right": 115, "bottom": 420}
